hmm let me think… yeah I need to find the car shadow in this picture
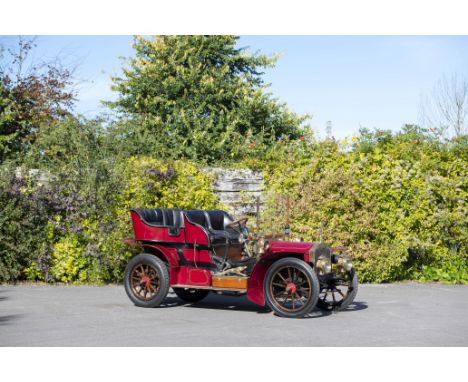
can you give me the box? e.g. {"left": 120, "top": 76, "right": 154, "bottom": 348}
{"left": 161, "top": 292, "right": 368, "bottom": 318}
{"left": 344, "top": 301, "right": 368, "bottom": 311}
{"left": 160, "top": 293, "right": 270, "bottom": 314}
{"left": 303, "top": 301, "right": 369, "bottom": 319}
{"left": 0, "top": 289, "right": 8, "bottom": 302}
{"left": 0, "top": 290, "right": 21, "bottom": 325}
{"left": 0, "top": 314, "right": 22, "bottom": 325}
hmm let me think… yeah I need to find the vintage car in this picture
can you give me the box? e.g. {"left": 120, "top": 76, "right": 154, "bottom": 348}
{"left": 124, "top": 208, "right": 358, "bottom": 318}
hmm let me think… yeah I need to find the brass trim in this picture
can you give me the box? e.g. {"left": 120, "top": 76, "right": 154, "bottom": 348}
{"left": 171, "top": 284, "right": 247, "bottom": 292}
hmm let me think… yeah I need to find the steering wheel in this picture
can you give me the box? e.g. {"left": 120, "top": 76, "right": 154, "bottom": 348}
{"left": 225, "top": 217, "right": 248, "bottom": 229}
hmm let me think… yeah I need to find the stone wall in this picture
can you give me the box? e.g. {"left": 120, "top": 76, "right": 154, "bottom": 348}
{"left": 15, "top": 166, "right": 265, "bottom": 217}
{"left": 206, "top": 168, "right": 264, "bottom": 217}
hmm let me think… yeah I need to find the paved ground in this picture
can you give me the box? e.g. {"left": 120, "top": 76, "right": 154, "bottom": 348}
{"left": 1, "top": 283, "right": 467, "bottom": 346}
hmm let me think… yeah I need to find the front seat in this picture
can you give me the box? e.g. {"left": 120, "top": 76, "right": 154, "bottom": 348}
{"left": 205, "top": 210, "right": 243, "bottom": 261}
{"left": 205, "top": 210, "right": 241, "bottom": 244}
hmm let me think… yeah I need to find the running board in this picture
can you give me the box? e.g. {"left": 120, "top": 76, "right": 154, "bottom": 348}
{"left": 212, "top": 275, "right": 248, "bottom": 290}
{"left": 171, "top": 276, "right": 248, "bottom": 292}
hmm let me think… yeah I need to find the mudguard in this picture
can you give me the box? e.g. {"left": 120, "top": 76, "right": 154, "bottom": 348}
{"left": 246, "top": 240, "right": 313, "bottom": 306}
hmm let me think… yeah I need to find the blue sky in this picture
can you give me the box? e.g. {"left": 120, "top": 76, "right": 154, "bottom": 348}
{"left": 2, "top": 35, "right": 468, "bottom": 137}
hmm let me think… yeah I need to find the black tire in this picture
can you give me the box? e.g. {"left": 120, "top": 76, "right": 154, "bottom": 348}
{"left": 317, "top": 268, "right": 358, "bottom": 311}
{"left": 124, "top": 253, "right": 170, "bottom": 308}
{"left": 173, "top": 288, "right": 210, "bottom": 303}
{"left": 264, "top": 257, "right": 320, "bottom": 318}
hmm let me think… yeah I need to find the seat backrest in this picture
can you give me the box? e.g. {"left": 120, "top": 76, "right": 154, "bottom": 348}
{"left": 132, "top": 208, "right": 183, "bottom": 236}
{"left": 185, "top": 210, "right": 208, "bottom": 228}
{"left": 162, "top": 208, "right": 183, "bottom": 236}
{"left": 134, "top": 208, "right": 165, "bottom": 225}
{"left": 206, "top": 210, "right": 232, "bottom": 231}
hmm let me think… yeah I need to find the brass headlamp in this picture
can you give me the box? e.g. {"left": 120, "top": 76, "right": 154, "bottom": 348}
{"left": 336, "top": 254, "right": 353, "bottom": 273}
{"left": 316, "top": 255, "right": 332, "bottom": 275}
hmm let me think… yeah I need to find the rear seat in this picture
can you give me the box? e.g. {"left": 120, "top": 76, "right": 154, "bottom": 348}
{"left": 132, "top": 208, "right": 164, "bottom": 225}
{"left": 132, "top": 208, "right": 183, "bottom": 236}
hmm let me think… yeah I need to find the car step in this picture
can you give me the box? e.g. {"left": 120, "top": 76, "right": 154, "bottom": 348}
{"left": 211, "top": 275, "right": 248, "bottom": 290}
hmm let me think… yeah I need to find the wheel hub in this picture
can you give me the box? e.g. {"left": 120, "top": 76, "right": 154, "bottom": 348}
{"left": 286, "top": 282, "right": 297, "bottom": 294}
{"left": 141, "top": 275, "right": 150, "bottom": 286}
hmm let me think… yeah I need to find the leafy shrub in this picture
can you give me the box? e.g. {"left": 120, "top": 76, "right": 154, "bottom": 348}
{"left": 1, "top": 116, "right": 466, "bottom": 285}
{"left": 259, "top": 126, "right": 468, "bottom": 283}
{"left": 0, "top": 170, "right": 56, "bottom": 282}
{"left": 0, "top": 163, "right": 97, "bottom": 282}
{"left": 416, "top": 255, "right": 468, "bottom": 284}
{"left": 50, "top": 235, "right": 87, "bottom": 283}
{"left": 97, "top": 156, "right": 221, "bottom": 281}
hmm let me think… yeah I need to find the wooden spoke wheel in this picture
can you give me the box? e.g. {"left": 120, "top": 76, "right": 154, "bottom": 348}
{"left": 130, "top": 263, "right": 160, "bottom": 301}
{"left": 264, "top": 257, "right": 319, "bottom": 318}
{"left": 124, "top": 254, "right": 170, "bottom": 308}
{"left": 317, "top": 268, "right": 358, "bottom": 311}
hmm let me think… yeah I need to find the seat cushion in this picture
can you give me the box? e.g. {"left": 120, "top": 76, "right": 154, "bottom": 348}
{"left": 205, "top": 210, "right": 240, "bottom": 242}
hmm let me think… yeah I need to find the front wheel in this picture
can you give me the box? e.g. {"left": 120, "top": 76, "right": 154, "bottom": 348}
{"left": 317, "top": 268, "right": 358, "bottom": 311}
{"left": 264, "top": 257, "right": 320, "bottom": 318}
{"left": 124, "top": 254, "right": 170, "bottom": 308}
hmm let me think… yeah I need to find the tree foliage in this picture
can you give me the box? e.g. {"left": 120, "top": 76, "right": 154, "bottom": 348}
{"left": 107, "top": 35, "right": 308, "bottom": 162}
{"left": 0, "top": 38, "right": 76, "bottom": 163}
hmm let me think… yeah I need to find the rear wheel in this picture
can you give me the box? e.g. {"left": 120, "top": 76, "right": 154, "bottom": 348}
{"left": 124, "top": 254, "right": 170, "bottom": 308}
{"left": 264, "top": 257, "right": 319, "bottom": 318}
{"left": 173, "top": 288, "right": 210, "bottom": 303}
{"left": 317, "top": 268, "right": 358, "bottom": 311}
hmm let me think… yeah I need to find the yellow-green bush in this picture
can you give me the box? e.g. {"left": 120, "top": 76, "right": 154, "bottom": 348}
{"left": 82, "top": 157, "right": 221, "bottom": 282}
{"left": 115, "top": 156, "right": 220, "bottom": 218}
{"left": 50, "top": 235, "right": 87, "bottom": 283}
{"left": 258, "top": 127, "right": 468, "bottom": 283}
{"left": 1, "top": 154, "right": 221, "bottom": 283}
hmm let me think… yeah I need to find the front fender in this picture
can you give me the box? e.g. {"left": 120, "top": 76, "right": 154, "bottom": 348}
{"left": 246, "top": 241, "right": 313, "bottom": 306}
{"left": 246, "top": 259, "right": 269, "bottom": 306}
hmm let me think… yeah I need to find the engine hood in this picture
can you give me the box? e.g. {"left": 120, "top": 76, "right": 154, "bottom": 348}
{"left": 267, "top": 240, "right": 315, "bottom": 253}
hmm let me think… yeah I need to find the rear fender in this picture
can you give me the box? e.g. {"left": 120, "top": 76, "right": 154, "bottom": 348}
{"left": 140, "top": 243, "right": 180, "bottom": 283}
{"left": 141, "top": 243, "right": 179, "bottom": 267}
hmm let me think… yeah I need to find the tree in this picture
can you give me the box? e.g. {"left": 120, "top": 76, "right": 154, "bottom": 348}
{"left": 107, "top": 35, "right": 309, "bottom": 162}
{"left": 0, "top": 37, "right": 76, "bottom": 163}
{"left": 420, "top": 74, "right": 468, "bottom": 138}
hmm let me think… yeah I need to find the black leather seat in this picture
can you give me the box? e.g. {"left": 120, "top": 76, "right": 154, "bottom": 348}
{"left": 184, "top": 210, "right": 207, "bottom": 228}
{"left": 161, "top": 208, "right": 183, "bottom": 236}
{"left": 185, "top": 210, "right": 240, "bottom": 246}
{"left": 204, "top": 210, "right": 240, "bottom": 245}
{"left": 132, "top": 208, "right": 183, "bottom": 236}
{"left": 132, "top": 208, "right": 164, "bottom": 225}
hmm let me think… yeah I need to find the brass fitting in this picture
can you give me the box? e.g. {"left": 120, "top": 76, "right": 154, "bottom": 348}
{"left": 316, "top": 256, "right": 332, "bottom": 275}
{"left": 336, "top": 254, "right": 353, "bottom": 273}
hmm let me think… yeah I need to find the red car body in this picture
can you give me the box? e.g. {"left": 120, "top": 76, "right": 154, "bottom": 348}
{"left": 131, "top": 209, "right": 315, "bottom": 306}
{"left": 125, "top": 208, "right": 358, "bottom": 318}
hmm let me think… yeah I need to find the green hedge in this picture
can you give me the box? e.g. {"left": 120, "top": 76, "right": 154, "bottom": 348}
{"left": 0, "top": 157, "right": 220, "bottom": 283}
{"left": 258, "top": 126, "right": 468, "bottom": 283}
{"left": 1, "top": 125, "right": 467, "bottom": 284}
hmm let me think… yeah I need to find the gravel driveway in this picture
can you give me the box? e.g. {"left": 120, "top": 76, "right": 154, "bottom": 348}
{"left": 1, "top": 283, "right": 467, "bottom": 346}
